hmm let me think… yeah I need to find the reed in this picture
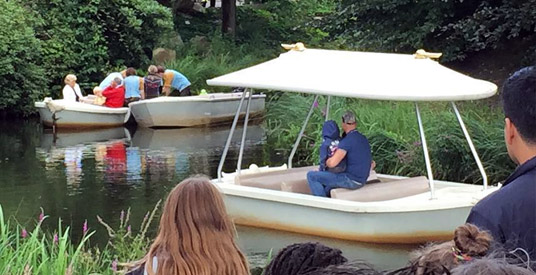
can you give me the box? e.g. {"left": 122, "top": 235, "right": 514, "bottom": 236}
{"left": 265, "top": 93, "right": 514, "bottom": 184}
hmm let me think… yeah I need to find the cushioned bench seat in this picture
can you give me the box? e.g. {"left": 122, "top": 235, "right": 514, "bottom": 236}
{"left": 330, "top": 176, "right": 429, "bottom": 202}
{"left": 236, "top": 166, "right": 380, "bottom": 195}
{"left": 236, "top": 166, "right": 316, "bottom": 190}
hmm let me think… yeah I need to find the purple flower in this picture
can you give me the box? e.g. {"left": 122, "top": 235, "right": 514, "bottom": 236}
{"left": 39, "top": 212, "right": 44, "bottom": 222}
{"left": 313, "top": 100, "right": 319, "bottom": 108}
{"left": 83, "top": 220, "right": 88, "bottom": 235}
{"left": 111, "top": 259, "right": 118, "bottom": 272}
{"left": 413, "top": 141, "right": 422, "bottom": 147}
{"left": 21, "top": 228, "right": 28, "bottom": 238}
{"left": 120, "top": 210, "right": 125, "bottom": 222}
{"left": 53, "top": 233, "right": 59, "bottom": 245}
{"left": 127, "top": 225, "right": 131, "bottom": 234}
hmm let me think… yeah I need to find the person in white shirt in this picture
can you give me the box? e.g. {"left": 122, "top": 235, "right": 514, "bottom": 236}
{"left": 62, "top": 74, "right": 84, "bottom": 102}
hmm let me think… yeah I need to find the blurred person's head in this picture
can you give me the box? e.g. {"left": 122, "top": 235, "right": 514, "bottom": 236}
{"left": 126, "top": 67, "right": 136, "bottom": 77}
{"left": 404, "top": 223, "right": 492, "bottom": 275}
{"left": 264, "top": 242, "right": 347, "bottom": 275}
{"left": 147, "top": 65, "right": 158, "bottom": 75}
{"left": 64, "top": 74, "right": 77, "bottom": 87}
{"left": 110, "top": 77, "right": 122, "bottom": 88}
{"left": 140, "top": 175, "right": 249, "bottom": 275}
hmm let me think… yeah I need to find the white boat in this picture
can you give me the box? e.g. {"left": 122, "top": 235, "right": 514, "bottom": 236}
{"left": 206, "top": 47, "right": 499, "bottom": 244}
{"left": 35, "top": 98, "right": 130, "bottom": 129}
{"left": 128, "top": 92, "right": 265, "bottom": 128}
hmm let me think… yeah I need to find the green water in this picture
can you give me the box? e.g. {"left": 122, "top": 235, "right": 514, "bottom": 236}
{"left": 0, "top": 119, "right": 413, "bottom": 270}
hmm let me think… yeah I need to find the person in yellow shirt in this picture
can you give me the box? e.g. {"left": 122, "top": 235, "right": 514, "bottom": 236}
{"left": 157, "top": 66, "right": 191, "bottom": 96}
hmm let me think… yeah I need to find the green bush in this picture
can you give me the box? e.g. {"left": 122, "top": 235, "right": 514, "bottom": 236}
{"left": 0, "top": 1, "right": 46, "bottom": 116}
{"left": 28, "top": 0, "right": 174, "bottom": 98}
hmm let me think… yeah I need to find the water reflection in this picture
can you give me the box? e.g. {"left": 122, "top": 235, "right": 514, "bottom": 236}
{"left": 34, "top": 125, "right": 267, "bottom": 194}
{"left": 237, "top": 226, "right": 415, "bottom": 270}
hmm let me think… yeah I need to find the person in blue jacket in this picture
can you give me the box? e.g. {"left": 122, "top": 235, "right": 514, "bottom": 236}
{"left": 319, "top": 120, "right": 346, "bottom": 173}
{"left": 466, "top": 66, "right": 536, "bottom": 259}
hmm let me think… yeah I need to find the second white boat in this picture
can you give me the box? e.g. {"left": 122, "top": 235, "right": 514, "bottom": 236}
{"left": 129, "top": 93, "right": 266, "bottom": 128}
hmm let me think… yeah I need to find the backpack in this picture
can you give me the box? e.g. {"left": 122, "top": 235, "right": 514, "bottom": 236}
{"left": 144, "top": 75, "right": 162, "bottom": 99}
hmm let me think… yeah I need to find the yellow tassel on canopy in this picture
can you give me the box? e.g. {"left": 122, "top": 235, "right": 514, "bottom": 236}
{"left": 414, "top": 49, "right": 442, "bottom": 60}
{"left": 281, "top": 42, "right": 306, "bottom": 52}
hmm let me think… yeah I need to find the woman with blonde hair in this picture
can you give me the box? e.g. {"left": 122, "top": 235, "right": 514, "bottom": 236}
{"left": 127, "top": 175, "right": 249, "bottom": 275}
{"left": 62, "top": 74, "right": 84, "bottom": 102}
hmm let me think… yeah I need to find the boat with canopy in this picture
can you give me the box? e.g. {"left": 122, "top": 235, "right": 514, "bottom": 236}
{"left": 206, "top": 46, "right": 498, "bottom": 244}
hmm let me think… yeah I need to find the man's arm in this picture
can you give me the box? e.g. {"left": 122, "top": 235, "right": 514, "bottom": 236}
{"left": 326, "top": 149, "right": 347, "bottom": 168}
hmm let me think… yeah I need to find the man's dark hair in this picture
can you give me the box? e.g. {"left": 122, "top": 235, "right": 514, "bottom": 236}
{"left": 126, "top": 67, "right": 136, "bottom": 76}
{"left": 502, "top": 66, "right": 536, "bottom": 144}
{"left": 156, "top": 65, "right": 165, "bottom": 73}
{"left": 264, "top": 242, "right": 347, "bottom": 275}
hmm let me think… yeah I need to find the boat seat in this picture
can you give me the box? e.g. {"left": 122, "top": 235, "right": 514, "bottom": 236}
{"left": 330, "top": 176, "right": 429, "bottom": 202}
{"left": 235, "top": 166, "right": 316, "bottom": 190}
{"left": 280, "top": 170, "right": 380, "bottom": 194}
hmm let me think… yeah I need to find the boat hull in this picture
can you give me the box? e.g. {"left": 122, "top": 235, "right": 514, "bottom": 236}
{"left": 35, "top": 100, "right": 129, "bottom": 129}
{"left": 129, "top": 93, "right": 265, "bottom": 128}
{"left": 214, "top": 171, "right": 498, "bottom": 244}
{"left": 224, "top": 192, "right": 467, "bottom": 244}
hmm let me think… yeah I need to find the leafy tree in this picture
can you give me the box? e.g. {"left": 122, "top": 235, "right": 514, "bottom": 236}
{"left": 322, "top": 0, "right": 536, "bottom": 62}
{"left": 0, "top": 1, "right": 46, "bottom": 116}
{"left": 28, "top": 0, "right": 174, "bottom": 97}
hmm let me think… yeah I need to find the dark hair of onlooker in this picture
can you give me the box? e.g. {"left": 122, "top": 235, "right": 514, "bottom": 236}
{"left": 264, "top": 242, "right": 347, "bottom": 275}
{"left": 126, "top": 67, "right": 136, "bottom": 77}
{"left": 502, "top": 66, "right": 536, "bottom": 144}
{"left": 157, "top": 65, "right": 165, "bottom": 73}
{"left": 386, "top": 223, "right": 492, "bottom": 275}
{"left": 303, "top": 262, "right": 381, "bottom": 275}
{"left": 451, "top": 255, "right": 535, "bottom": 275}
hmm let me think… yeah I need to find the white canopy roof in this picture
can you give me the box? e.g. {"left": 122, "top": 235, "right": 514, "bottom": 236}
{"left": 207, "top": 49, "right": 497, "bottom": 101}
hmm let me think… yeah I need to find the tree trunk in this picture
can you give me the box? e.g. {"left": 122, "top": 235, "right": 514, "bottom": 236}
{"left": 221, "top": 0, "right": 236, "bottom": 36}
{"left": 210, "top": 0, "right": 216, "bottom": 7}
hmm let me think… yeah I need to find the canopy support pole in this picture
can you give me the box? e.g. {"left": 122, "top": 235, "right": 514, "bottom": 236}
{"left": 288, "top": 95, "right": 319, "bottom": 169}
{"left": 415, "top": 103, "right": 436, "bottom": 199}
{"left": 451, "top": 102, "right": 488, "bottom": 190}
{"left": 325, "top": 96, "right": 331, "bottom": 121}
{"left": 217, "top": 88, "right": 248, "bottom": 182}
{"left": 237, "top": 90, "right": 253, "bottom": 175}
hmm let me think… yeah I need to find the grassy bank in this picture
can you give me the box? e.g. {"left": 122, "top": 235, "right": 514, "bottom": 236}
{"left": 265, "top": 93, "right": 514, "bottom": 184}
{"left": 0, "top": 205, "right": 269, "bottom": 274}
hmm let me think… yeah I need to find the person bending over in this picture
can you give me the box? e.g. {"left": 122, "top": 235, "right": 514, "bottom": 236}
{"left": 466, "top": 66, "right": 536, "bottom": 259}
{"left": 157, "top": 65, "right": 191, "bottom": 96}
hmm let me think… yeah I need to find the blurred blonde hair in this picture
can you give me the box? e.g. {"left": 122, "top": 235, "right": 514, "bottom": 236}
{"left": 64, "top": 74, "right": 77, "bottom": 84}
{"left": 148, "top": 65, "right": 158, "bottom": 74}
{"left": 141, "top": 176, "right": 249, "bottom": 275}
{"left": 93, "top": 86, "right": 102, "bottom": 94}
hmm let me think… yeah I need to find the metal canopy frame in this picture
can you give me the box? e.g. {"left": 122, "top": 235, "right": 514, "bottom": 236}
{"left": 217, "top": 92, "right": 489, "bottom": 195}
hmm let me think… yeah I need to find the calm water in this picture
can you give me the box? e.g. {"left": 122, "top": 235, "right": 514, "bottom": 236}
{"left": 0, "top": 119, "right": 413, "bottom": 270}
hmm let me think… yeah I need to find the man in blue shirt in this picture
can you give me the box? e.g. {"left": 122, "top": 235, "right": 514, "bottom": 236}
{"left": 466, "top": 66, "right": 536, "bottom": 259}
{"left": 307, "top": 111, "right": 372, "bottom": 197}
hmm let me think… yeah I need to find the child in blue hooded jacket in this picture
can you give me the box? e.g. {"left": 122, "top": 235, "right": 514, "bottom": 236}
{"left": 319, "top": 120, "right": 347, "bottom": 173}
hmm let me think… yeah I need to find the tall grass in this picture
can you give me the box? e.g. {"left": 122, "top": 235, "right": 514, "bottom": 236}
{"left": 266, "top": 93, "right": 514, "bottom": 184}
{"left": 0, "top": 203, "right": 160, "bottom": 274}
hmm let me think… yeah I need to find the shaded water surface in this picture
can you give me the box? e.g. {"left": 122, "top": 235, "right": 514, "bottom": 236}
{"left": 0, "top": 119, "right": 413, "bottom": 269}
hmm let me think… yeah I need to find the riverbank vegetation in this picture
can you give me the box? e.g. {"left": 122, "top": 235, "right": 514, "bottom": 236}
{"left": 265, "top": 94, "right": 514, "bottom": 184}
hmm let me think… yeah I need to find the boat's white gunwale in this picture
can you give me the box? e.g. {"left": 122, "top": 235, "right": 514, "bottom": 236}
{"left": 213, "top": 174, "right": 498, "bottom": 214}
{"left": 128, "top": 94, "right": 266, "bottom": 107}
{"left": 35, "top": 101, "right": 129, "bottom": 114}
